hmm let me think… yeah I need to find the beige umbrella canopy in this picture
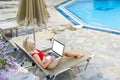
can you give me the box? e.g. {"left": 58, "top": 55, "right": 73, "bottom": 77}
{"left": 17, "top": 0, "right": 49, "bottom": 26}
{"left": 17, "top": 0, "right": 49, "bottom": 42}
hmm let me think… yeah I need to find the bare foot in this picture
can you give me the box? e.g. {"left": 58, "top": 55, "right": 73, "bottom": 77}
{"left": 75, "top": 53, "right": 84, "bottom": 58}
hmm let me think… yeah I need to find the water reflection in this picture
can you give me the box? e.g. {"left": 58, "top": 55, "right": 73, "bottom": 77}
{"left": 93, "top": 0, "right": 119, "bottom": 11}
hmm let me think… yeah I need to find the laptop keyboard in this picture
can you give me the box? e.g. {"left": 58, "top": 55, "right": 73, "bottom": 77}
{"left": 48, "top": 52, "right": 60, "bottom": 58}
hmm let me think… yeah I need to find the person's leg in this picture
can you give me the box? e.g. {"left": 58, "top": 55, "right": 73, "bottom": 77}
{"left": 47, "top": 58, "right": 61, "bottom": 69}
{"left": 63, "top": 50, "right": 84, "bottom": 58}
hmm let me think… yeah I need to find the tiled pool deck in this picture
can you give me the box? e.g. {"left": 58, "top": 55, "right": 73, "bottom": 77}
{"left": 46, "top": 1, "right": 120, "bottom": 80}
{"left": 0, "top": 0, "right": 120, "bottom": 80}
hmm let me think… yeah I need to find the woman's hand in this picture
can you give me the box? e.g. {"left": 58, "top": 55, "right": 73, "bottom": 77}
{"left": 44, "top": 52, "right": 49, "bottom": 56}
{"left": 51, "top": 56, "right": 55, "bottom": 60}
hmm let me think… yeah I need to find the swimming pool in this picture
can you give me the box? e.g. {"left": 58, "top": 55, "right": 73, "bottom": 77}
{"left": 56, "top": 0, "right": 120, "bottom": 34}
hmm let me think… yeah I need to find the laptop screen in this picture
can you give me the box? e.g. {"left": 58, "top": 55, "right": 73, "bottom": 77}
{"left": 52, "top": 40, "right": 65, "bottom": 56}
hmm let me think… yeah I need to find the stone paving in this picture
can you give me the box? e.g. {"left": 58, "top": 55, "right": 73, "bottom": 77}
{"left": 44, "top": 0, "right": 120, "bottom": 79}
{"left": 0, "top": 0, "right": 120, "bottom": 80}
{"left": 52, "top": 29, "right": 120, "bottom": 80}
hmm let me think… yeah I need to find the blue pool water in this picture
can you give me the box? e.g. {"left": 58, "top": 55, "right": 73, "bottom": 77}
{"left": 56, "top": 0, "right": 120, "bottom": 34}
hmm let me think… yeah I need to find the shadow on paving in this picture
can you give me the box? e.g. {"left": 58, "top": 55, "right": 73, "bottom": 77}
{"left": 79, "top": 64, "right": 103, "bottom": 80}
{"left": 55, "top": 70, "right": 72, "bottom": 80}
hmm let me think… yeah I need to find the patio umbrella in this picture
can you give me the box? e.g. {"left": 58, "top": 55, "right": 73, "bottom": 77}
{"left": 17, "top": 0, "right": 49, "bottom": 42}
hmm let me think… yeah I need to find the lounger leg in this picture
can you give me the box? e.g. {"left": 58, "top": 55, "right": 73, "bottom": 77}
{"left": 46, "top": 75, "right": 51, "bottom": 80}
{"left": 32, "top": 66, "right": 40, "bottom": 74}
{"left": 69, "top": 67, "right": 80, "bottom": 77}
{"left": 32, "top": 62, "right": 35, "bottom": 66}
{"left": 84, "top": 58, "right": 90, "bottom": 70}
{"left": 69, "top": 58, "right": 91, "bottom": 77}
{"left": 52, "top": 75, "right": 57, "bottom": 80}
{"left": 46, "top": 75, "right": 55, "bottom": 80}
{"left": 20, "top": 56, "right": 26, "bottom": 66}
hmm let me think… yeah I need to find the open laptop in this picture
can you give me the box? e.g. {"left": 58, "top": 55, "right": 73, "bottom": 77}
{"left": 46, "top": 39, "right": 65, "bottom": 60}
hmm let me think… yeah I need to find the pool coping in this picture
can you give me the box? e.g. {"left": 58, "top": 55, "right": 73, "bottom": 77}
{"left": 55, "top": 0, "right": 120, "bottom": 35}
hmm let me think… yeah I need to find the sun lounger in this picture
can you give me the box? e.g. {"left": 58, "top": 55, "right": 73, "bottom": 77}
{"left": 9, "top": 32, "right": 91, "bottom": 80}
{"left": 0, "top": 1, "right": 18, "bottom": 5}
{"left": 0, "top": 13, "right": 16, "bottom": 21}
{"left": 0, "top": 8, "right": 18, "bottom": 13}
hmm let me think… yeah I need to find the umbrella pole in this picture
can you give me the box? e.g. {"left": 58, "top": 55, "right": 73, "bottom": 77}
{"left": 33, "top": 27, "right": 36, "bottom": 44}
